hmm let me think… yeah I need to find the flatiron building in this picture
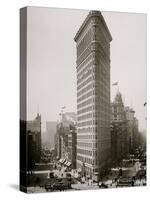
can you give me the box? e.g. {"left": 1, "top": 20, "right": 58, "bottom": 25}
{"left": 74, "top": 11, "right": 112, "bottom": 180}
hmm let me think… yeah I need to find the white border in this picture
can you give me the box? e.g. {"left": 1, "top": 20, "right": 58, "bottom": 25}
{"left": 0, "top": 0, "right": 149, "bottom": 200}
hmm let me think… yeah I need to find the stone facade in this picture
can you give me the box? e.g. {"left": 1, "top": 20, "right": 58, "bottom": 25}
{"left": 68, "top": 125, "right": 77, "bottom": 169}
{"left": 111, "top": 92, "right": 139, "bottom": 164}
{"left": 74, "top": 11, "right": 112, "bottom": 180}
{"left": 125, "top": 106, "right": 139, "bottom": 153}
{"left": 111, "top": 92, "right": 128, "bottom": 163}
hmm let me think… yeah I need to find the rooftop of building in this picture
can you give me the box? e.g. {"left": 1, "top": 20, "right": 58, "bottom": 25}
{"left": 112, "top": 91, "right": 124, "bottom": 106}
{"left": 74, "top": 10, "right": 112, "bottom": 42}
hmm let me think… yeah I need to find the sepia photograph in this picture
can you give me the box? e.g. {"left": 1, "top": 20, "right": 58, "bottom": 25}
{"left": 20, "top": 6, "right": 147, "bottom": 193}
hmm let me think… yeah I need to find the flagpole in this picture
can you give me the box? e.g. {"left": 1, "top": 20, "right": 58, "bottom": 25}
{"left": 117, "top": 81, "right": 119, "bottom": 92}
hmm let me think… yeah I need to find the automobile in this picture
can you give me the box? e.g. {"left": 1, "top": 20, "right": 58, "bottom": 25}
{"left": 51, "top": 181, "right": 71, "bottom": 191}
{"left": 99, "top": 182, "right": 108, "bottom": 188}
{"left": 117, "top": 177, "right": 133, "bottom": 187}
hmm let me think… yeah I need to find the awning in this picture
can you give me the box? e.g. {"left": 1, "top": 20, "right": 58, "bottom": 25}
{"left": 62, "top": 158, "right": 66, "bottom": 163}
{"left": 64, "top": 161, "right": 68, "bottom": 165}
{"left": 67, "top": 162, "right": 71, "bottom": 167}
{"left": 63, "top": 161, "right": 72, "bottom": 166}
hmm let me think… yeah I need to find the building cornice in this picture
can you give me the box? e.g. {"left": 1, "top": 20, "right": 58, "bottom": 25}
{"left": 74, "top": 10, "right": 112, "bottom": 42}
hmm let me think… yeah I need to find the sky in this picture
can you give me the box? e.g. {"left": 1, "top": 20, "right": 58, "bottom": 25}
{"left": 27, "top": 7, "right": 147, "bottom": 131}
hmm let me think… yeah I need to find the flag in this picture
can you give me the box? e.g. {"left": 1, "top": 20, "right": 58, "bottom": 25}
{"left": 112, "top": 82, "right": 118, "bottom": 86}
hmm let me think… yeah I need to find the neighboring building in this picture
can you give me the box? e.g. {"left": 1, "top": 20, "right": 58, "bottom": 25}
{"left": 55, "top": 112, "right": 77, "bottom": 168}
{"left": 27, "top": 113, "right": 41, "bottom": 170}
{"left": 20, "top": 119, "right": 27, "bottom": 186}
{"left": 111, "top": 92, "right": 128, "bottom": 163}
{"left": 42, "top": 121, "right": 57, "bottom": 149}
{"left": 139, "top": 130, "right": 146, "bottom": 149}
{"left": 132, "top": 118, "right": 139, "bottom": 150}
{"left": 111, "top": 92, "right": 140, "bottom": 164}
{"left": 74, "top": 11, "right": 112, "bottom": 180}
{"left": 55, "top": 123, "right": 69, "bottom": 159}
{"left": 68, "top": 125, "right": 77, "bottom": 169}
{"left": 55, "top": 123, "right": 62, "bottom": 159}
{"left": 125, "top": 106, "right": 139, "bottom": 153}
